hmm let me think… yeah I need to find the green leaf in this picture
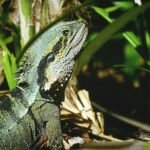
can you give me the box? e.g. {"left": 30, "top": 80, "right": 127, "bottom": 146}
{"left": 123, "top": 44, "right": 141, "bottom": 76}
{"left": 105, "top": 6, "right": 120, "bottom": 13}
{"left": 123, "top": 32, "right": 141, "bottom": 48}
{"left": 0, "top": 39, "right": 17, "bottom": 89}
{"left": 92, "top": 6, "right": 142, "bottom": 54}
{"left": 86, "top": 32, "right": 99, "bottom": 44}
{"left": 92, "top": 6, "right": 113, "bottom": 22}
{"left": 2, "top": 51, "right": 17, "bottom": 89}
{"left": 113, "top": 1, "right": 134, "bottom": 10}
{"left": 77, "top": 3, "right": 150, "bottom": 73}
{"left": 146, "top": 31, "right": 150, "bottom": 49}
{"left": 4, "top": 36, "right": 13, "bottom": 45}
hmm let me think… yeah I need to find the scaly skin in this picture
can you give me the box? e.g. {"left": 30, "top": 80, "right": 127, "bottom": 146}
{"left": 0, "top": 21, "right": 88, "bottom": 150}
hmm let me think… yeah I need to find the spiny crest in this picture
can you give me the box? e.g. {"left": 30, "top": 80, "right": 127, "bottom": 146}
{"left": 16, "top": 54, "right": 31, "bottom": 83}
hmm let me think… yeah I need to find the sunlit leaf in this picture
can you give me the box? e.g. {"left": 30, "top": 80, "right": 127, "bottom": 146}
{"left": 123, "top": 32, "right": 141, "bottom": 48}
{"left": 0, "top": 38, "right": 17, "bottom": 89}
{"left": 113, "top": 1, "right": 134, "bottom": 10}
{"left": 2, "top": 51, "right": 17, "bottom": 89}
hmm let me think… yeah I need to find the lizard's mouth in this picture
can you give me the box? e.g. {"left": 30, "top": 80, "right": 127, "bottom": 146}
{"left": 72, "top": 25, "right": 88, "bottom": 49}
{"left": 68, "top": 25, "right": 87, "bottom": 58}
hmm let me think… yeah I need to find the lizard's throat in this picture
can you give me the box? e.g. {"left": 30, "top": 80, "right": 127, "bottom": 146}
{"left": 38, "top": 74, "right": 71, "bottom": 104}
{"left": 37, "top": 53, "right": 74, "bottom": 104}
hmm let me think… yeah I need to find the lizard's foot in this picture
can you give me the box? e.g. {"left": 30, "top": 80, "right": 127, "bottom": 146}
{"left": 29, "top": 133, "right": 49, "bottom": 150}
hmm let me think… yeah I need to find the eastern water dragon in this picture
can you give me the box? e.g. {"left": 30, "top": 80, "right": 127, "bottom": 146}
{"left": 0, "top": 21, "right": 88, "bottom": 150}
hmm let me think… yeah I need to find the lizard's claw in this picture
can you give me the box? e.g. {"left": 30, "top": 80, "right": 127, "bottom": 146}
{"left": 30, "top": 133, "right": 49, "bottom": 150}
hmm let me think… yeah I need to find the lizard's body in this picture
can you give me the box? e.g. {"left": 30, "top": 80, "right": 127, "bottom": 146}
{"left": 0, "top": 21, "right": 88, "bottom": 149}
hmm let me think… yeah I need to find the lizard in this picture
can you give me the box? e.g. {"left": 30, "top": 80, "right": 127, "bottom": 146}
{"left": 0, "top": 20, "right": 88, "bottom": 150}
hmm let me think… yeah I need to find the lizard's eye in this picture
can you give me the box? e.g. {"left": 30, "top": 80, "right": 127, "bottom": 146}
{"left": 61, "top": 29, "right": 70, "bottom": 37}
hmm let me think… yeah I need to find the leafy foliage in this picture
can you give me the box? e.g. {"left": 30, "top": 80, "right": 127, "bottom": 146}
{"left": 77, "top": 1, "right": 150, "bottom": 80}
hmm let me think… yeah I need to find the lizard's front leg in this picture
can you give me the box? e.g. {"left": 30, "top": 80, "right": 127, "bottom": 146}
{"left": 29, "top": 101, "right": 63, "bottom": 150}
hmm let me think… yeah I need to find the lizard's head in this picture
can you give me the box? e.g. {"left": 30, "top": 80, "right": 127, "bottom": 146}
{"left": 37, "top": 21, "right": 88, "bottom": 102}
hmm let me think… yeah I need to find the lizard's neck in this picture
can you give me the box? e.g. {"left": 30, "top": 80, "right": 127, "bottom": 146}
{"left": 0, "top": 75, "right": 40, "bottom": 133}
{"left": 13, "top": 66, "right": 40, "bottom": 107}
{"left": 14, "top": 60, "right": 57, "bottom": 107}
{"left": 15, "top": 47, "right": 45, "bottom": 106}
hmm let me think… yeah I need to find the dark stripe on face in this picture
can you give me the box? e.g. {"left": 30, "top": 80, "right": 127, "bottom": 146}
{"left": 52, "top": 37, "right": 68, "bottom": 53}
{"left": 37, "top": 53, "right": 55, "bottom": 86}
{"left": 37, "top": 51, "right": 56, "bottom": 100}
